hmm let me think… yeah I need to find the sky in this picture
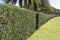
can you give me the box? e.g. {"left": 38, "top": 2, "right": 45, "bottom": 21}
{"left": 15, "top": 0, "right": 19, "bottom": 6}
{"left": 0, "top": 0, "right": 60, "bottom": 9}
{"left": 49, "top": 0, "right": 60, "bottom": 9}
{"left": 0, "top": 0, "right": 5, "bottom": 3}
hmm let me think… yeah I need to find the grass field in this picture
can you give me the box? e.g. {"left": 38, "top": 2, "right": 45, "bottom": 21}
{"left": 28, "top": 17, "right": 60, "bottom": 40}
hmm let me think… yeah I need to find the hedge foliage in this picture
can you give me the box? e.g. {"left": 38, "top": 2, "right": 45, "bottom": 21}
{"left": 0, "top": 4, "right": 56, "bottom": 40}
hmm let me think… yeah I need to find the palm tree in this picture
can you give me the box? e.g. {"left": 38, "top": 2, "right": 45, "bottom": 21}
{"left": 5, "top": 0, "right": 38, "bottom": 10}
{"left": 5, "top": 0, "right": 11, "bottom": 3}
{"left": 24, "top": 0, "right": 28, "bottom": 8}
{"left": 19, "top": 0, "right": 22, "bottom": 7}
{"left": 5, "top": 0, "right": 22, "bottom": 7}
{"left": 5, "top": 0, "right": 54, "bottom": 12}
{"left": 40, "top": 0, "right": 54, "bottom": 13}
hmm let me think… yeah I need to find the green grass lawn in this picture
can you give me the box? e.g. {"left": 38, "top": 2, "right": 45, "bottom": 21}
{"left": 28, "top": 17, "right": 60, "bottom": 40}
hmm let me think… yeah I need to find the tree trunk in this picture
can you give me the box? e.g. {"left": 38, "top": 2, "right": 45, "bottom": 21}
{"left": 19, "top": 0, "right": 22, "bottom": 7}
{"left": 24, "top": 0, "right": 28, "bottom": 8}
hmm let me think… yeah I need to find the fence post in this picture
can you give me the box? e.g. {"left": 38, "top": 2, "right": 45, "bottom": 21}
{"left": 36, "top": 12, "right": 39, "bottom": 30}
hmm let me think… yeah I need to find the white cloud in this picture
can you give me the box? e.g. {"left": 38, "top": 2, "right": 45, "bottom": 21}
{"left": 49, "top": 0, "right": 60, "bottom": 9}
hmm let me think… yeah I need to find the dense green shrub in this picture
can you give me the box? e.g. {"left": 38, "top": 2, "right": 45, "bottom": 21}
{"left": 38, "top": 13, "right": 57, "bottom": 27}
{"left": 0, "top": 4, "right": 56, "bottom": 40}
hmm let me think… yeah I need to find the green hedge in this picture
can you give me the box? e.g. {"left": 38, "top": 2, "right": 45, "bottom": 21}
{"left": 0, "top": 4, "right": 56, "bottom": 40}
{"left": 38, "top": 13, "right": 57, "bottom": 27}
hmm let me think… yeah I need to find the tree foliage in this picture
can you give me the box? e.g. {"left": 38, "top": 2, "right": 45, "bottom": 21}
{"left": 5, "top": 0, "right": 55, "bottom": 13}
